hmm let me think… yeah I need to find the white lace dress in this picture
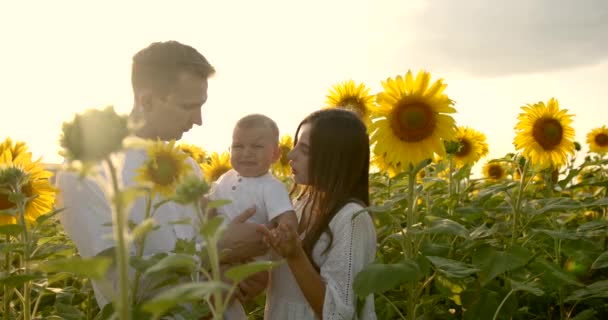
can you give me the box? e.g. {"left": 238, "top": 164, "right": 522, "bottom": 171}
{"left": 264, "top": 202, "right": 377, "bottom": 319}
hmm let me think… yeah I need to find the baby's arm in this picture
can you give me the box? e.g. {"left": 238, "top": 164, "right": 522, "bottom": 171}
{"left": 270, "top": 210, "right": 298, "bottom": 231}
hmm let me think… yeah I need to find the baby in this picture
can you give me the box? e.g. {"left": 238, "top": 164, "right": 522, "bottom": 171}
{"left": 207, "top": 113, "right": 297, "bottom": 319}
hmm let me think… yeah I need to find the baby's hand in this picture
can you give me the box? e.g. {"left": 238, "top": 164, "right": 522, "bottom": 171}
{"left": 260, "top": 223, "right": 301, "bottom": 259}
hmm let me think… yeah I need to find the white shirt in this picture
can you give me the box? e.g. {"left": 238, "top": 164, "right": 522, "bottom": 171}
{"left": 208, "top": 169, "right": 294, "bottom": 320}
{"left": 265, "top": 202, "right": 377, "bottom": 320}
{"left": 208, "top": 169, "right": 293, "bottom": 225}
{"left": 56, "top": 148, "right": 202, "bottom": 308}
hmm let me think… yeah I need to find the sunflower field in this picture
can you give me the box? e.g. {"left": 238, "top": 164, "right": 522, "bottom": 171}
{"left": 1, "top": 70, "right": 608, "bottom": 319}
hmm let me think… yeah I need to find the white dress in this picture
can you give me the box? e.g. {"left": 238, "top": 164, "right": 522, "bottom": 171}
{"left": 265, "top": 202, "right": 377, "bottom": 319}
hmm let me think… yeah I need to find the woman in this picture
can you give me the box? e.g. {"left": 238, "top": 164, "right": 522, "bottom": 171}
{"left": 261, "top": 109, "right": 377, "bottom": 319}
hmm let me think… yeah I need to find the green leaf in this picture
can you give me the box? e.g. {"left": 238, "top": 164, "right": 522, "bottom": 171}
{"left": 131, "top": 217, "right": 156, "bottom": 242}
{"left": 37, "top": 257, "right": 112, "bottom": 280}
{"left": 0, "top": 242, "right": 23, "bottom": 254}
{"left": 472, "top": 245, "right": 532, "bottom": 286}
{"left": 591, "top": 250, "right": 608, "bottom": 269}
{"left": 412, "top": 158, "right": 433, "bottom": 175}
{"left": 225, "top": 260, "right": 281, "bottom": 283}
{"left": 143, "top": 254, "right": 197, "bottom": 276}
{"left": 531, "top": 198, "right": 580, "bottom": 216}
{"left": 570, "top": 309, "right": 596, "bottom": 320}
{"left": 55, "top": 303, "right": 86, "bottom": 320}
{"left": 207, "top": 199, "right": 231, "bottom": 209}
{"left": 426, "top": 256, "right": 480, "bottom": 279}
{"left": 566, "top": 280, "right": 608, "bottom": 302}
{"left": 0, "top": 224, "right": 22, "bottom": 237}
{"left": 0, "top": 274, "right": 42, "bottom": 287}
{"left": 510, "top": 279, "right": 544, "bottom": 296}
{"left": 200, "top": 216, "right": 225, "bottom": 239}
{"left": 34, "top": 207, "right": 64, "bottom": 226}
{"left": 142, "top": 281, "right": 229, "bottom": 316}
{"left": 353, "top": 260, "right": 421, "bottom": 297}
{"left": 530, "top": 258, "right": 583, "bottom": 288}
{"left": 532, "top": 228, "right": 579, "bottom": 240}
{"left": 423, "top": 217, "right": 470, "bottom": 238}
{"left": 461, "top": 288, "right": 499, "bottom": 320}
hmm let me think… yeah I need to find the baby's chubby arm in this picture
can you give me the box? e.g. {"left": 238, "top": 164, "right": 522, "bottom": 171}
{"left": 269, "top": 210, "right": 298, "bottom": 231}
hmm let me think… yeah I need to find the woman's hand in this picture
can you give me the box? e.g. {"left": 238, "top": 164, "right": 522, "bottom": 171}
{"left": 260, "top": 223, "right": 303, "bottom": 260}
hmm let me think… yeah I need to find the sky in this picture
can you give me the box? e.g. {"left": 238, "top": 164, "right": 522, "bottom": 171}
{"left": 1, "top": 0, "right": 607, "bottom": 175}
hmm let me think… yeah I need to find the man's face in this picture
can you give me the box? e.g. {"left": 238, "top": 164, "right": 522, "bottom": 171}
{"left": 230, "top": 126, "right": 280, "bottom": 177}
{"left": 145, "top": 71, "right": 208, "bottom": 140}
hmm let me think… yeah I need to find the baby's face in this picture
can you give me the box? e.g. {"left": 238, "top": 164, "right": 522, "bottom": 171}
{"left": 230, "top": 126, "right": 279, "bottom": 177}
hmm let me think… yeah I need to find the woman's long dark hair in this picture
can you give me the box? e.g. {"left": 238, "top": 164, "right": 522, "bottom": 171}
{"left": 292, "top": 109, "right": 370, "bottom": 269}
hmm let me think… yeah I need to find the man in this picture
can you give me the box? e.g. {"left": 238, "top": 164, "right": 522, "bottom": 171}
{"left": 57, "top": 41, "right": 267, "bottom": 315}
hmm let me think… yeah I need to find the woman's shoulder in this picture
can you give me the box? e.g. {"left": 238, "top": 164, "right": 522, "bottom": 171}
{"left": 331, "top": 201, "right": 370, "bottom": 225}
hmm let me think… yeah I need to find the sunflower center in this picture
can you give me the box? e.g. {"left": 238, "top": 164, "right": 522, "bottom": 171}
{"left": 595, "top": 133, "right": 608, "bottom": 147}
{"left": 532, "top": 117, "right": 563, "bottom": 150}
{"left": 149, "top": 154, "right": 179, "bottom": 186}
{"left": 488, "top": 165, "right": 504, "bottom": 179}
{"left": 455, "top": 139, "right": 472, "bottom": 158}
{"left": 390, "top": 102, "right": 436, "bottom": 142}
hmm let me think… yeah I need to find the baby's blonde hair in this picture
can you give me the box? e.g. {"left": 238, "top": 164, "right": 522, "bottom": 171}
{"left": 235, "top": 114, "right": 279, "bottom": 142}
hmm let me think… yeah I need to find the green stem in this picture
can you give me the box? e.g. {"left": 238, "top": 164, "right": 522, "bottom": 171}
{"left": 208, "top": 236, "right": 224, "bottom": 320}
{"left": 197, "top": 201, "right": 224, "bottom": 319}
{"left": 3, "top": 235, "right": 11, "bottom": 320}
{"left": 493, "top": 289, "right": 514, "bottom": 320}
{"left": 448, "top": 157, "right": 455, "bottom": 216}
{"left": 511, "top": 160, "right": 529, "bottom": 246}
{"left": 17, "top": 201, "right": 31, "bottom": 320}
{"left": 405, "top": 166, "right": 417, "bottom": 320}
{"left": 379, "top": 292, "right": 406, "bottom": 319}
{"left": 131, "top": 194, "right": 153, "bottom": 305}
{"left": 106, "top": 158, "right": 131, "bottom": 320}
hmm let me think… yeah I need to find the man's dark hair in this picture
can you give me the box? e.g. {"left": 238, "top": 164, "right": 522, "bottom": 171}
{"left": 132, "top": 40, "right": 215, "bottom": 94}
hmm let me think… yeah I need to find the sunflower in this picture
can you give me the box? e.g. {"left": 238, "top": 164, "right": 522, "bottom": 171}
{"left": 0, "top": 142, "right": 56, "bottom": 225}
{"left": 0, "top": 137, "right": 28, "bottom": 159}
{"left": 272, "top": 134, "right": 293, "bottom": 177}
{"left": 325, "top": 80, "right": 374, "bottom": 125}
{"left": 369, "top": 70, "right": 457, "bottom": 170}
{"left": 179, "top": 143, "right": 207, "bottom": 164}
{"left": 371, "top": 152, "right": 404, "bottom": 178}
{"left": 514, "top": 98, "right": 575, "bottom": 169}
{"left": 482, "top": 161, "right": 507, "bottom": 181}
{"left": 586, "top": 126, "right": 608, "bottom": 154}
{"left": 450, "top": 126, "right": 489, "bottom": 167}
{"left": 201, "top": 151, "right": 232, "bottom": 184}
{"left": 135, "top": 140, "right": 192, "bottom": 197}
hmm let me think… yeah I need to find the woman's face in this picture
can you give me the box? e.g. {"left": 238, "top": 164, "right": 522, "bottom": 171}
{"left": 288, "top": 123, "right": 311, "bottom": 185}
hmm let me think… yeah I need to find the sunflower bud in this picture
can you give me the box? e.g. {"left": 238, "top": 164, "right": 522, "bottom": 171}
{"left": 172, "top": 174, "right": 209, "bottom": 205}
{"left": 443, "top": 140, "right": 461, "bottom": 155}
{"left": 60, "top": 106, "right": 130, "bottom": 163}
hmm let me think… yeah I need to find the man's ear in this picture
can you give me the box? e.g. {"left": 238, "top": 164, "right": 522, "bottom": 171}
{"left": 140, "top": 91, "right": 156, "bottom": 112}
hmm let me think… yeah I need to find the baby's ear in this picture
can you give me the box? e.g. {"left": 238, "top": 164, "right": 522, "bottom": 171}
{"left": 272, "top": 144, "right": 281, "bottom": 161}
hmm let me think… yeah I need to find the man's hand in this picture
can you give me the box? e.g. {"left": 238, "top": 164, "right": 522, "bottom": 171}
{"left": 236, "top": 270, "right": 269, "bottom": 303}
{"left": 218, "top": 207, "right": 269, "bottom": 263}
